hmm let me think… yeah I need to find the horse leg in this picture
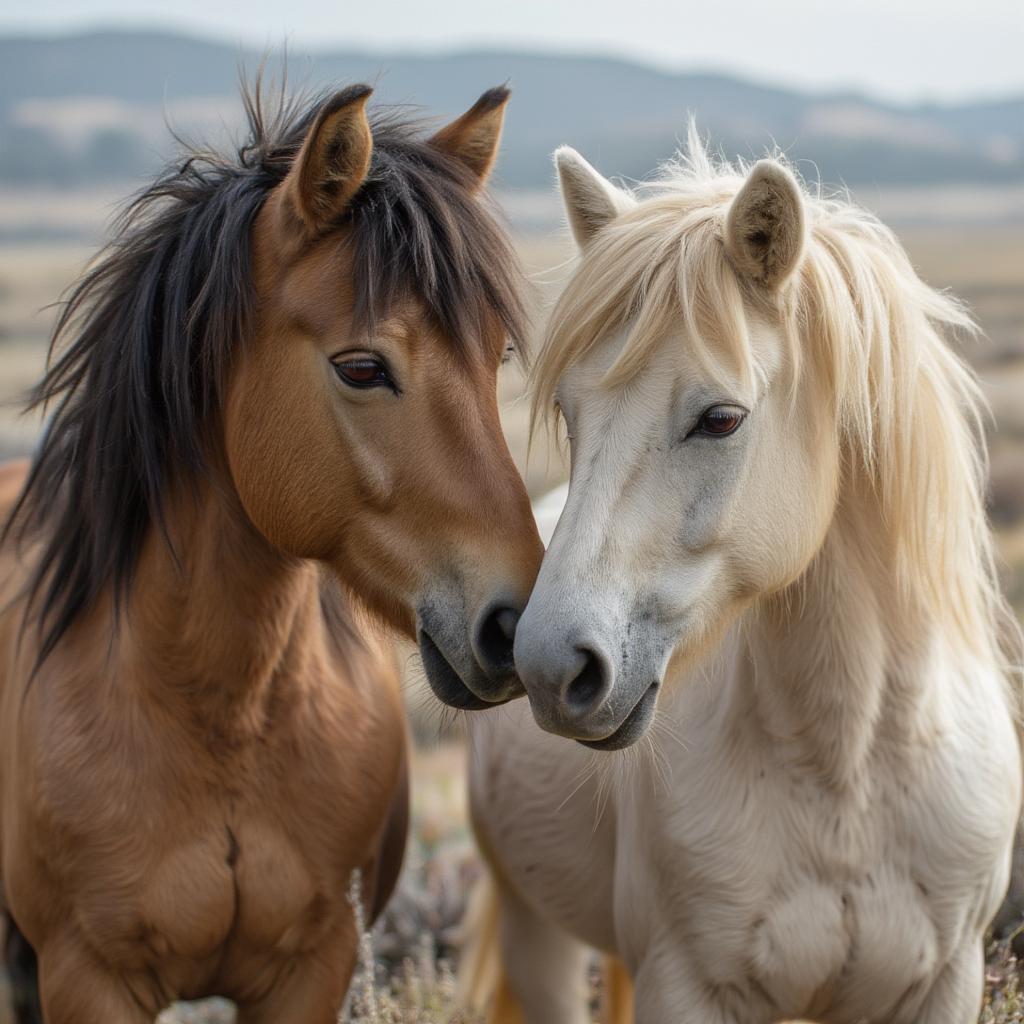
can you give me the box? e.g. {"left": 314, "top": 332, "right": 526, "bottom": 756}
{"left": 599, "top": 955, "right": 634, "bottom": 1024}
{"left": 35, "top": 939, "right": 155, "bottom": 1024}
{"left": 234, "top": 939, "right": 356, "bottom": 1024}
{"left": 3, "top": 914, "right": 42, "bottom": 1024}
{"left": 914, "top": 942, "right": 985, "bottom": 1024}
{"left": 492, "top": 880, "right": 592, "bottom": 1024}
{"left": 366, "top": 758, "right": 410, "bottom": 926}
{"left": 631, "top": 954, "right": 750, "bottom": 1024}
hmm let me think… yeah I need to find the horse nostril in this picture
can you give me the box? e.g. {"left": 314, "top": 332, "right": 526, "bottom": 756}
{"left": 564, "top": 649, "right": 608, "bottom": 715}
{"left": 475, "top": 605, "right": 521, "bottom": 675}
{"left": 493, "top": 608, "right": 519, "bottom": 643}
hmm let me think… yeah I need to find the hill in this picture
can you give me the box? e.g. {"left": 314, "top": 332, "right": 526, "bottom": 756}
{"left": 0, "top": 28, "right": 1022, "bottom": 188}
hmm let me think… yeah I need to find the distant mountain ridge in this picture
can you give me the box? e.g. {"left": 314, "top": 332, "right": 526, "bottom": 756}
{"left": 1, "top": 28, "right": 1022, "bottom": 188}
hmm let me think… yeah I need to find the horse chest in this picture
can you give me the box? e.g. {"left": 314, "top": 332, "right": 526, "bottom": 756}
{"left": 626, "top": 726, "right": 1012, "bottom": 1021}
{"left": 132, "top": 836, "right": 240, "bottom": 962}
{"left": 15, "top": 674, "right": 399, "bottom": 976}
{"left": 229, "top": 820, "right": 330, "bottom": 953}
{"left": 73, "top": 820, "right": 330, "bottom": 973}
{"left": 746, "top": 871, "right": 940, "bottom": 1019}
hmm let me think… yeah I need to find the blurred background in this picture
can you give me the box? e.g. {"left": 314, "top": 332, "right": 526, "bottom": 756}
{"left": 0, "top": 1, "right": 1022, "bottom": 1019}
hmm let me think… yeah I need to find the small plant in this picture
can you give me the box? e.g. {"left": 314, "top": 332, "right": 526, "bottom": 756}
{"left": 982, "top": 934, "right": 1024, "bottom": 1024}
{"left": 343, "top": 869, "right": 484, "bottom": 1024}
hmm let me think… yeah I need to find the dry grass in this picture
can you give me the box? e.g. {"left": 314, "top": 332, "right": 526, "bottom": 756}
{"left": 343, "top": 870, "right": 481, "bottom": 1024}
{"left": 983, "top": 939, "right": 1024, "bottom": 1024}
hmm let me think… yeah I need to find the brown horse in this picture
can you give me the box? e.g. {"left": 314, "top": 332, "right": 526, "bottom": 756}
{"left": 0, "top": 80, "right": 543, "bottom": 1022}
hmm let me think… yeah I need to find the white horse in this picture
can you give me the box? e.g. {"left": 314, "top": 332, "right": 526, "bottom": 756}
{"left": 462, "top": 132, "right": 1023, "bottom": 1023}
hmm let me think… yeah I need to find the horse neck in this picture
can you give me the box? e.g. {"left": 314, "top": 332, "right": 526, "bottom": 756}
{"left": 120, "top": 468, "right": 328, "bottom": 729}
{"left": 732, "top": 480, "right": 943, "bottom": 794}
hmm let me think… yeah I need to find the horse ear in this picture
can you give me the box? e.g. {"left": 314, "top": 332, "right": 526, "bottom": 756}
{"left": 283, "top": 85, "right": 374, "bottom": 235}
{"left": 430, "top": 87, "right": 510, "bottom": 190}
{"left": 555, "top": 147, "right": 636, "bottom": 249}
{"left": 724, "top": 160, "right": 806, "bottom": 288}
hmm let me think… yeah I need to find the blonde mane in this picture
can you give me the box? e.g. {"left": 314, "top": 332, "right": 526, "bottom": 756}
{"left": 532, "top": 128, "right": 1020, "bottom": 672}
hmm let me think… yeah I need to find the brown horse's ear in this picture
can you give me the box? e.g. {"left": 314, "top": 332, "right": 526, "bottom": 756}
{"left": 430, "top": 87, "right": 510, "bottom": 190}
{"left": 283, "top": 85, "right": 374, "bottom": 235}
{"left": 723, "top": 160, "right": 806, "bottom": 288}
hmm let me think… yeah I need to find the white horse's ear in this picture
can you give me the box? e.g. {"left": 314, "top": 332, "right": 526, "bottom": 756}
{"left": 555, "top": 147, "right": 636, "bottom": 249}
{"left": 724, "top": 160, "right": 806, "bottom": 288}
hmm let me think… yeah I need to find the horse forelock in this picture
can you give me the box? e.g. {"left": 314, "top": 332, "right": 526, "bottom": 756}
{"left": 4, "top": 74, "right": 527, "bottom": 665}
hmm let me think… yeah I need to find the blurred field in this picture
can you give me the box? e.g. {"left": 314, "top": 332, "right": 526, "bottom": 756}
{"left": 0, "top": 195, "right": 1022, "bottom": 1022}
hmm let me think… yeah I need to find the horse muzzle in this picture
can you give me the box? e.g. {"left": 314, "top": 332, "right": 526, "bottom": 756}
{"left": 417, "top": 597, "right": 526, "bottom": 710}
{"left": 513, "top": 599, "right": 665, "bottom": 749}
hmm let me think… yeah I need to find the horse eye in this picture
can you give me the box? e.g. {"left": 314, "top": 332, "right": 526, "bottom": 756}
{"left": 695, "top": 405, "right": 745, "bottom": 437}
{"left": 334, "top": 357, "right": 393, "bottom": 390}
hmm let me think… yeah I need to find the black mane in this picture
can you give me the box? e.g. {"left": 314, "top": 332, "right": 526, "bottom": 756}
{"left": 4, "top": 77, "right": 527, "bottom": 664}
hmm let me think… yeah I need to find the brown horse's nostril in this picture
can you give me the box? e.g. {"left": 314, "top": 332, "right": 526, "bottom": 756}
{"left": 475, "top": 605, "right": 521, "bottom": 677}
{"left": 494, "top": 608, "right": 519, "bottom": 643}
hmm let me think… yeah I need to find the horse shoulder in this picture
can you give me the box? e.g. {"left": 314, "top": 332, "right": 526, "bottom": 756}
{"left": 468, "top": 706, "right": 620, "bottom": 952}
{"left": 899, "top": 662, "right": 1021, "bottom": 927}
{"left": 226, "top": 620, "right": 407, "bottom": 950}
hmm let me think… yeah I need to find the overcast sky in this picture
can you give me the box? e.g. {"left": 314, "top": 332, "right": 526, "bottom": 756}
{"left": 5, "top": 0, "right": 1021, "bottom": 103}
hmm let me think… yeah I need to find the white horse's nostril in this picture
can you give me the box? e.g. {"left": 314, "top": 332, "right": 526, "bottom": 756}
{"left": 564, "top": 648, "right": 608, "bottom": 715}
